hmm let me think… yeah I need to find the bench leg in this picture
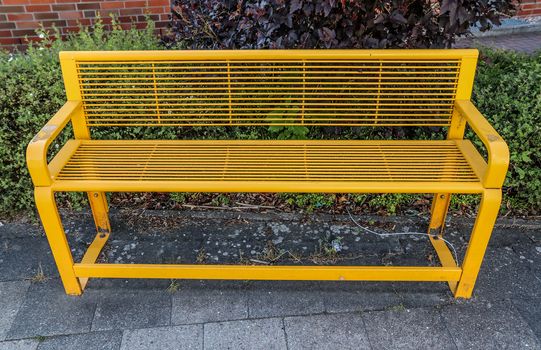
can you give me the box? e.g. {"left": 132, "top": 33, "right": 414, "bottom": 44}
{"left": 454, "top": 189, "right": 501, "bottom": 298}
{"left": 428, "top": 193, "right": 451, "bottom": 236}
{"left": 87, "top": 192, "right": 111, "bottom": 236}
{"left": 34, "top": 187, "right": 82, "bottom": 295}
{"left": 78, "top": 192, "right": 112, "bottom": 290}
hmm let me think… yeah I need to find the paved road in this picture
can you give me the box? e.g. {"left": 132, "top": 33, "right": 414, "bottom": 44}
{"left": 456, "top": 31, "right": 541, "bottom": 54}
{"left": 0, "top": 210, "right": 540, "bottom": 349}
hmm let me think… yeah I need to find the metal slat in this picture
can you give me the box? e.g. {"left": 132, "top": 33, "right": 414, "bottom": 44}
{"left": 76, "top": 58, "right": 460, "bottom": 127}
{"left": 56, "top": 140, "right": 479, "bottom": 183}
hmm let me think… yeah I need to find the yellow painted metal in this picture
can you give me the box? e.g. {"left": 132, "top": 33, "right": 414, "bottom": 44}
{"left": 48, "top": 140, "right": 81, "bottom": 179}
{"left": 78, "top": 231, "right": 110, "bottom": 290}
{"left": 55, "top": 139, "right": 480, "bottom": 184}
{"left": 26, "top": 101, "right": 82, "bottom": 186}
{"left": 87, "top": 191, "right": 111, "bottom": 236}
{"left": 428, "top": 235, "right": 458, "bottom": 293}
{"left": 455, "top": 189, "right": 502, "bottom": 298}
{"left": 27, "top": 49, "right": 509, "bottom": 298}
{"left": 428, "top": 193, "right": 451, "bottom": 236}
{"left": 59, "top": 49, "right": 479, "bottom": 61}
{"left": 52, "top": 180, "right": 484, "bottom": 194}
{"left": 34, "top": 187, "right": 82, "bottom": 295}
{"left": 63, "top": 49, "right": 479, "bottom": 128}
{"left": 455, "top": 140, "right": 488, "bottom": 181}
{"left": 59, "top": 55, "right": 89, "bottom": 139}
{"left": 448, "top": 53, "right": 479, "bottom": 139}
{"left": 455, "top": 100, "right": 510, "bottom": 188}
{"left": 73, "top": 263, "right": 462, "bottom": 282}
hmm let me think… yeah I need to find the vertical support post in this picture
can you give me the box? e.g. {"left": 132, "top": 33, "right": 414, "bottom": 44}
{"left": 454, "top": 189, "right": 501, "bottom": 298}
{"left": 429, "top": 53, "right": 478, "bottom": 239}
{"left": 428, "top": 193, "right": 451, "bottom": 236}
{"left": 59, "top": 53, "right": 90, "bottom": 140}
{"left": 87, "top": 191, "right": 111, "bottom": 236}
{"left": 34, "top": 187, "right": 82, "bottom": 295}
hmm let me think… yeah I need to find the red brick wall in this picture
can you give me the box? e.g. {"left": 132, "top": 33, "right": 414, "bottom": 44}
{"left": 518, "top": 0, "right": 541, "bottom": 16}
{"left": 0, "top": 0, "right": 170, "bottom": 51}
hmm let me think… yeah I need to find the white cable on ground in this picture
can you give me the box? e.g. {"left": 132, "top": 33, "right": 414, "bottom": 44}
{"left": 345, "top": 206, "right": 459, "bottom": 264}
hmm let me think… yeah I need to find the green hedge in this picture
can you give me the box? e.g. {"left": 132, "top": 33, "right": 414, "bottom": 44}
{"left": 0, "top": 19, "right": 167, "bottom": 214}
{"left": 472, "top": 49, "right": 541, "bottom": 211}
{"left": 0, "top": 19, "right": 539, "bottom": 216}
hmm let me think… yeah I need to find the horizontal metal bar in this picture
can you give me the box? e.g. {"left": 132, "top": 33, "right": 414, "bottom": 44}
{"left": 52, "top": 180, "right": 484, "bottom": 193}
{"left": 82, "top": 93, "right": 457, "bottom": 98}
{"left": 80, "top": 87, "right": 457, "bottom": 92}
{"left": 83, "top": 101, "right": 455, "bottom": 106}
{"left": 84, "top": 106, "right": 454, "bottom": 112}
{"left": 78, "top": 70, "right": 460, "bottom": 76}
{"left": 77, "top": 63, "right": 461, "bottom": 69}
{"left": 61, "top": 49, "right": 478, "bottom": 61}
{"left": 73, "top": 263, "right": 463, "bottom": 282}
{"left": 78, "top": 76, "right": 458, "bottom": 82}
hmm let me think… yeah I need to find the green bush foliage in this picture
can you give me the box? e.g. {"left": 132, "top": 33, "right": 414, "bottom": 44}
{"left": 0, "top": 18, "right": 166, "bottom": 214}
{"left": 472, "top": 49, "right": 541, "bottom": 211}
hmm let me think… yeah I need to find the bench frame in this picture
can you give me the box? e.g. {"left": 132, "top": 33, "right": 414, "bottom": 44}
{"left": 27, "top": 50, "right": 509, "bottom": 298}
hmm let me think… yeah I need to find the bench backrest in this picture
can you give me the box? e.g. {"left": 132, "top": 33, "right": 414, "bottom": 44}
{"left": 59, "top": 50, "right": 478, "bottom": 128}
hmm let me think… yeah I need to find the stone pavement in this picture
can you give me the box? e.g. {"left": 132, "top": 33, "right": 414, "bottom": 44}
{"left": 455, "top": 30, "right": 541, "bottom": 54}
{"left": 0, "top": 210, "right": 540, "bottom": 350}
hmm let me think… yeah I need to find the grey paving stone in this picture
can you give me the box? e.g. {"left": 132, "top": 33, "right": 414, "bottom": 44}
{"left": 512, "top": 297, "right": 541, "bottom": 340}
{"left": 441, "top": 300, "right": 541, "bottom": 349}
{"left": 0, "top": 339, "right": 38, "bottom": 350}
{"left": 474, "top": 247, "right": 541, "bottom": 299}
{"left": 120, "top": 325, "right": 203, "bottom": 350}
{"left": 393, "top": 282, "right": 454, "bottom": 309}
{"left": 317, "top": 281, "right": 401, "bottom": 313}
{"left": 247, "top": 281, "right": 325, "bottom": 318}
{"left": 171, "top": 284, "right": 248, "bottom": 325}
{"left": 0, "top": 281, "right": 30, "bottom": 341}
{"left": 89, "top": 289, "right": 171, "bottom": 331}
{"left": 204, "top": 318, "right": 287, "bottom": 350}
{"left": 37, "top": 331, "right": 122, "bottom": 350}
{"left": 87, "top": 278, "right": 171, "bottom": 291}
{"left": 284, "top": 313, "right": 371, "bottom": 350}
{"left": 363, "top": 307, "right": 455, "bottom": 350}
{"left": 6, "top": 279, "right": 96, "bottom": 339}
{"left": 0, "top": 236, "right": 58, "bottom": 282}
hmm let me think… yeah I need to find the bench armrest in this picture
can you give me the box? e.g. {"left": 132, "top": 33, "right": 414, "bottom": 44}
{"left": 26, "top": 101, "right": 82, "bottom": 187}
{"left": 454, "top": 100, "right": 509, "bottom": 188}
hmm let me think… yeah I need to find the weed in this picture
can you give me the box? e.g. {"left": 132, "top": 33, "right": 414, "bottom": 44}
{"left": 166, "top": 280, "right": 180, "bottom": 294}
{"left": 196, "top": 248, "right": 207, "bottom": 263}
{"left": 28, "top": 263, "right": 48, "bottom": 284}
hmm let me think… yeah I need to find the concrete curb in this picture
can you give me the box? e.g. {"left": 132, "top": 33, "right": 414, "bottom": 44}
{"left": 57, "top": 208, "right": 541, "bottom": 231}
{"left": 470, "top": 17, "right": 541, "bottom": 37}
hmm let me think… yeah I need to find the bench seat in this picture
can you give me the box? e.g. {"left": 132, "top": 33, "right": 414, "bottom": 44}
{"left": 50, "top": 139, "right": 485, "bottom": 193}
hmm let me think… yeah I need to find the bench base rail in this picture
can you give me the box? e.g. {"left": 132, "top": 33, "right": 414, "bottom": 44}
{"left": 73, "top": 263, "right": 462, "bottom": 281}
{"left": 34, "top": 186, "right": 501, "bottom": 299}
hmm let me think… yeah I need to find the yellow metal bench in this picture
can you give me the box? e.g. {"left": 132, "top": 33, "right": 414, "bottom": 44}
{"left": 26, "top": 49, "right": 509, "bottom": 298}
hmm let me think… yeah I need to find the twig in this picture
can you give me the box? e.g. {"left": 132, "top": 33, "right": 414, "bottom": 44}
{"left": 249, "top": 259, "right": 270, "bottom": 265}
